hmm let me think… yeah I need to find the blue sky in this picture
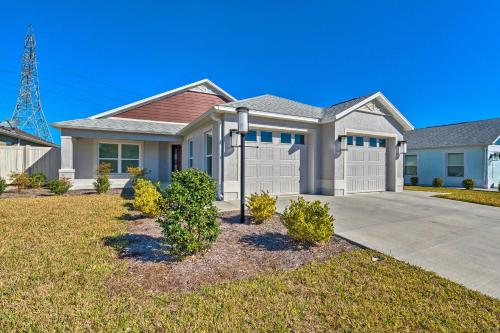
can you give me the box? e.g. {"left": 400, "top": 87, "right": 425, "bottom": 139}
{"left": 0, "top": 0, "right": 499, "bottom": 143}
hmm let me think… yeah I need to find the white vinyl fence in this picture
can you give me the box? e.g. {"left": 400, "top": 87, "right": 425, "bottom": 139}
{"left": 0, "top": 145, "right": 60, "bottom": 182}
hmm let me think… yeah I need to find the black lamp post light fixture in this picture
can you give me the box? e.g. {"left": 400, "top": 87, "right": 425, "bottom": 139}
{"left": 236, "top": 106, "right": 249, "bottom": 223}
{"left": 397, "top": 140, "right": 407, "bottom": 155}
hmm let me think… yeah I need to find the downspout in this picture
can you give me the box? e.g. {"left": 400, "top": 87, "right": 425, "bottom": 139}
{"left": 211, "top": 112, "right": 224, "bottom": 200}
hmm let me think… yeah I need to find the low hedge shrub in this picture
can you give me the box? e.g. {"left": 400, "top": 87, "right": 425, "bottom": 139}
{"left": 158, "top": 168, "right": 220, "bottom": 258}
{"left": 280, "top": 197, "right": 334, "bottom": 245}
{"left": 94, "top": 163, "right": 111, "bottom": 194}
{"left": 432, "top": 177, "right": 444, "bottom": 188}
{"left": 246, "top": 191, "right": 277, "bottom": 224}
{"left": 9, "top": 171, "right": 29, "bottom": 193}
{"left": 28, "top": 172, "right": 46, "bottom": 188}
{"left": 48, "top": 178, "right": 71, "bottom": 195}
{"left": 0, "top": 177, "right": 6, "bottom": 195}
{"left": 133, "top": 178, "right": 163, "bottom": 217}
{"left": 410, "top": 176, "right": 418, "bottom": 186}
{"left": 462, "top": 178, "right": 474, "bottom": 190}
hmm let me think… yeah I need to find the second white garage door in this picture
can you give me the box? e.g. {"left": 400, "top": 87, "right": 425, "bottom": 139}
{"left": 346, "top": 136, "right": 386, "bottom": 193}
{"left": 245, "top": 133, "right": 306, "bottom": 195}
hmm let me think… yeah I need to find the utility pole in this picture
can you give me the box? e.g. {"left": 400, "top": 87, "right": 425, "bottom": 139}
{"left": 11, "top": 24, "right": 52, "bottom": 142}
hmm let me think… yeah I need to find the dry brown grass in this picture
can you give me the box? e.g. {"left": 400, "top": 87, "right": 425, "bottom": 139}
{"left": 0, "top": 195, "right": 498, "bottom": 331}
{"left": 405, "top": 186, "right": 500, "bottom": 207}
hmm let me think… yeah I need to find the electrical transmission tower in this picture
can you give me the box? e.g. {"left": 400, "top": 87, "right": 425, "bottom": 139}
{"left": 11, "top": 24, "right": 52, "bottom": 142}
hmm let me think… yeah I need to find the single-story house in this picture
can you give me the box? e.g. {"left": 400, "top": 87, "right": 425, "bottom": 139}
{"left": 51, "top": 79, "right": 414, "bottom": 199}
{"left": 0, "top": 123, "right": 57, "bottom": 147}
{"left": 404, "top": 118, "right": 500, "bottom": 189}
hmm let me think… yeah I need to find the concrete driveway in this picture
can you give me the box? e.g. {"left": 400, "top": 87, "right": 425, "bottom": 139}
{"left": 218, "top": 191, "right": 500, "bottom": 298}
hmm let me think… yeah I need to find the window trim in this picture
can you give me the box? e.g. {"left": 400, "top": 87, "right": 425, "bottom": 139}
{"left": 97, "top": 141, "right": 142, "bottom": 175}
{"left": 204, "top": 131, "right": 213, "bottom": 176}
{"left": 447, "top": 152, "right": 465, "bottom": 178}
{"left": 404, "top": 154, "right": 418, "bottom": 176}
{"left": 188, "top": 138, "right": 194, "bottom": 168}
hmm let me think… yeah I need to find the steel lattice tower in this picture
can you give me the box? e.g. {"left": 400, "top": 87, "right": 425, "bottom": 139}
{"left": 11, "top": 24, "right": 52, "bottom": 142}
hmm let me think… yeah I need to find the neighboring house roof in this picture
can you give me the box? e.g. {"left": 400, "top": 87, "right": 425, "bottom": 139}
{"left": 51, "top": 118, "right": 186, "bottom": 136}
{"left": 405, "top": 118, "right": 500, "bottom": 149}
{"left": 222, "top": 94, "right": 324, "bottom": 119}
{"left": 89, "top": 79, "right": 236, "bottom": 120}
{"left": 0, "top": 125, "right": 58, "bottom": 147}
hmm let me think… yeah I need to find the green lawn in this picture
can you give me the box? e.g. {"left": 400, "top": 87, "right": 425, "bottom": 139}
{"left": 0, "top": 195, "right": 498, "bottom": 332}
{"left": 404, "top": 186, "right": 500, "bottom": 207}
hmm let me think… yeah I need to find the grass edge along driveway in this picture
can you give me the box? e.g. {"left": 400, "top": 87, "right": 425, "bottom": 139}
{"left": 404, "top": 185, "right": 500, "bottom": 207}
{"left": 0, "top": 195, "right": 498, "bottom": 332}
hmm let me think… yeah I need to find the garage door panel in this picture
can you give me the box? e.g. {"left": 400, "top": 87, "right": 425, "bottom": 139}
{"left": 258, "top": 165, "right": 273, "bottom": 177}
{"left": 346, "top": 142, "right": 386, "bottom": 193}
{"left": 259, "top": 148, "right": 273, "bottom": 160}
{"left": 260, "top": 181, "right": 273, "bottom": 193}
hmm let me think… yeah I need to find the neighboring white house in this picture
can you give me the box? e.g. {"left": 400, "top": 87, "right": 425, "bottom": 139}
{"left": 51, "top": 79, "right": 414, "bottom": 199}
{"left": 404, "top": 118, "right": 500, "bottom": 189}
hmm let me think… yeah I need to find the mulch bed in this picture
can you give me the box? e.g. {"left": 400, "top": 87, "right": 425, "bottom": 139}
{"left": 0, "top": 186, "right": 132, "bottom": 199}
{"left": 118, "top": 210, "right": 359, "bottom": 292}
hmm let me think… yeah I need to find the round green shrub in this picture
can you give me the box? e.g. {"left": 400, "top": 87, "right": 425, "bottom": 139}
{"left": 28, "top": 172, "right": 47, "bottom": 188}
{"left": 280, "top": 197, "right": 334, "bottom": 245}
{"left": 410, "top": 176, "right": 418, "bottom": 186}
{"left": 94, "top": 175, "right": 110, "bottom": 194}
{"left": 246, "top": 191, "right": 277, "bottom": 224}
{"left": 158, "top": 168, "right": 220, "bottom": 258}
{"left": 47, "top": 178, "right": 71, "bottom": 195}
{"left": 0, "top": 177, "right": 6, "bottom": 195}
{"left": 133, "top": 178, "right": 163, "bottom": 217}
{"left": 462, "top": 178, "right": 474, "bottom": 190}
{"left": 432, "top": 177, "right": 444, "bottom": 188}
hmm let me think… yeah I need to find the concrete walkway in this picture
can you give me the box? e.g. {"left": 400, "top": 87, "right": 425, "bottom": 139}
{"left": 217, "top": 191, "right": 500, "bottom": 298}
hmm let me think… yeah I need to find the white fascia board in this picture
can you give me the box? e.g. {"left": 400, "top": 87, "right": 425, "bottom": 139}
{"left": 52, "top": 124, "right": 181, "bottom": 137}
{"left": 89, "top": 79, "right": 236, "bottom": 119}
{"left": 343, "top": 128, "right": 398, "bottom": 138}
{"left": 249, "top": 124, "right": 309, "bottom": 133}
{"left": 215, "top": 105, "right": 320, "bottom": 124}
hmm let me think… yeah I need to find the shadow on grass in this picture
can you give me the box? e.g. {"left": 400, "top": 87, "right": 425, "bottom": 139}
{"left": 103, "top": 234, "right": 177, "bottom": 263}
{"left": 239, "top": 232, "right": 307, "bottom": 251}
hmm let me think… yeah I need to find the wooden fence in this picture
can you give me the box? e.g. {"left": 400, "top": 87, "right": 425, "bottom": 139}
{"left": 0, "top": 145, "right": 60, "bottom": 182}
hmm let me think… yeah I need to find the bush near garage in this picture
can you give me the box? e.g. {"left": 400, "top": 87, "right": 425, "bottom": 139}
{"left": 410, "top": 176, "right": 418, "bottom": 186}
{"left": 432, "top": 177, "right": 444, "bottom": 188}
{"left": 47, "top": 178, "right": 72, "bottom": 195}
{"left": 133, "top": 178, "right": 163, "bottom": 217}
{"left": 246, "top": 191, "right": 277, "bottom": 224}
{"left": 280, "top": 197, "right": 334, "bottom": 245}
{"left": 28, "top": 172, "right": 47, "bottom": 188}
{"left": 462, "top": 178, "right": 474, "bottom": 190}
{"left": 158, "top": 168, "right": 220, "bottom": 258}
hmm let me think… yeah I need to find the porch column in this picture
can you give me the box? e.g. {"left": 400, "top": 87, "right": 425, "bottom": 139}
{"left": 59, "top": 135, "right": 75, "bottom": 180}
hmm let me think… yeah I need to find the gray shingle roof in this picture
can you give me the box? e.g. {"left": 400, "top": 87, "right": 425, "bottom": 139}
{"left": 51, "top": 118, "right": 186, "bottom": 135}
{"left": 322, "top": 94, "right": 373, "bottom": 122}
{"left": 404, "top": 118, "right": 500, "bottom": 149}
{"left": 222, "top": 94, "right": 324, "bottom": 119}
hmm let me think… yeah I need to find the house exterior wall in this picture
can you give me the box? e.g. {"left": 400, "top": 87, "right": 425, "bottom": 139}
{"left": 405, "top": 146, "right": 488, "bottom": 188}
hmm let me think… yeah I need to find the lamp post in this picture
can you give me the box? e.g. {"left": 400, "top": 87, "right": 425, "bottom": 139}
{"left": 236, "top": 106, "right": 249, "bottom": 223}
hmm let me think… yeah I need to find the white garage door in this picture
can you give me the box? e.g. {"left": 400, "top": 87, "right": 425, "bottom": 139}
{"left": 346, "top": 136, "right": 386, "bottom": 193}
{"left": 245, "top": 131, "right": 306, "bottom": 195}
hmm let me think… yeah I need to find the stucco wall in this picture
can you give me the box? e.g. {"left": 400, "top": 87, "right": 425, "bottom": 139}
{"left": 405, "top": 146, "right": 488, "bottom": 188}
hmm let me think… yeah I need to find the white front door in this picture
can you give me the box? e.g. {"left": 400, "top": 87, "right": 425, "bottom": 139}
{"left": 346, "top": 136, "right": 386, "bottom": 193}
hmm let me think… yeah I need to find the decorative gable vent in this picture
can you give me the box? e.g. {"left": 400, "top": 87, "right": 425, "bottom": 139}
{"left": 356, "top": 101, "right": 384, "bottom": 115}
{"left": 189, "top": 83, "right": 219, "bottom": 95}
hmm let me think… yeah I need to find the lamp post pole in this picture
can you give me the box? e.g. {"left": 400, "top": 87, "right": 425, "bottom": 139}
{"left": 240, "top": 132, "right": 246, "bottom": 223}
{"left": 236, "top": 106, "right": 249, "bottom": 223}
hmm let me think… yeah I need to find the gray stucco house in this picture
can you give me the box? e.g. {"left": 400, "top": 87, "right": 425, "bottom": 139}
{"left": 404, "top": 118, "right": 500, "bottom": 189}
{"left": 52, "top": 79, "right": 414, "bottom": 199}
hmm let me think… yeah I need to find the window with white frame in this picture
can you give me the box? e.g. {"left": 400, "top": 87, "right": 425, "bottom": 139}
{"left": 98, "top": 143, "right": 140, "bottom": 174}
{"left": 188, "top": 139, "right": 194, "bottom": 168}
{"left": 205, "top": 132, "right": 212, "bottom": 177}
{"left": 447, "top": 153, "right": 464, "bottom": 177}
{"left": 404, "top": 155, "right": 417, "bottom": 176}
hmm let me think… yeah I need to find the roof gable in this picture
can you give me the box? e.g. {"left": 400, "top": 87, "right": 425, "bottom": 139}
{"left": 89, "top": 79, "right": 235, "bottom": 120}
{"left": 405, "top": 118, "right": 500, "bottom": 149}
